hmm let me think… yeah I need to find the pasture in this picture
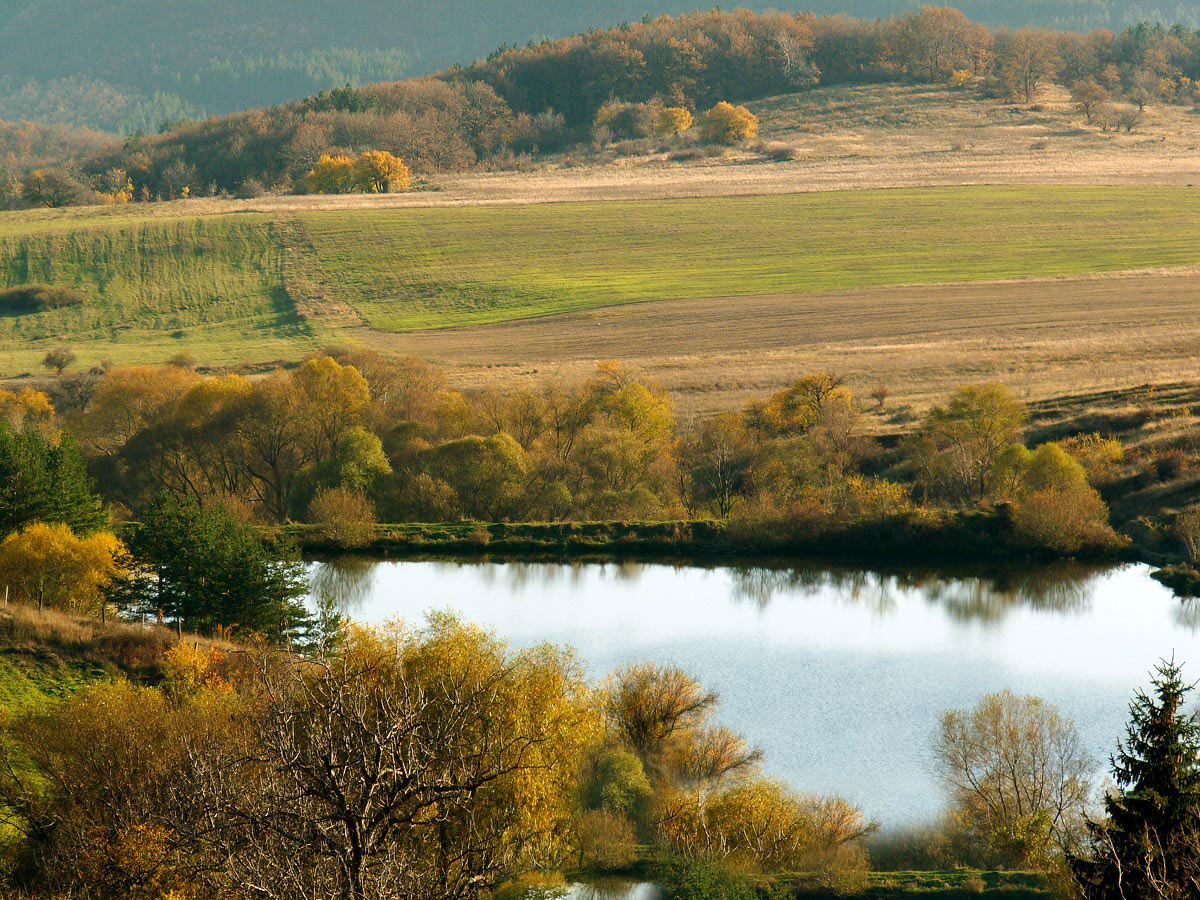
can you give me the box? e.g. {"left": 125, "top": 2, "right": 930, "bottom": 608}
{"left": 2, "top": 183, "right": 1199, "bottom": 415}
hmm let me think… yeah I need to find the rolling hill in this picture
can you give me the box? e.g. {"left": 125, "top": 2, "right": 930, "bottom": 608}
{"left": 2, "top": 0, "right": 1199, "bottom": 131}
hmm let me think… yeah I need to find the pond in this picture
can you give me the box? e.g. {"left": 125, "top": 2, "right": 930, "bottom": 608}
{"left": 307, "top": 557, "right": 1200, "bottom": 827}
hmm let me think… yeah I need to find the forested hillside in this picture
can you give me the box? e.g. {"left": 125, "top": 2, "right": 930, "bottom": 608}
{"left": 1, "top": 0, "right": 1198, "bottom": 131}
{"left": 7, "top": 7, "right": 1187, "bottom": 204}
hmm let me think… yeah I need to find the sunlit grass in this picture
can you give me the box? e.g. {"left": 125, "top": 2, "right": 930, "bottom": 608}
{"left": 2, "top": 184, "right": 1199, "bottom": 372}
{"left": 296, "top": 185, "right": 1200, "bottom": 330}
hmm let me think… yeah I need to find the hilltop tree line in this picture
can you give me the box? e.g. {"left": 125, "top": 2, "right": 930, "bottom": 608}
{"left": 2, "top": 0, "right": 1199, "bottom": 134}
{"left": 5, "top": 8, "right": 1200, "bottom": 205}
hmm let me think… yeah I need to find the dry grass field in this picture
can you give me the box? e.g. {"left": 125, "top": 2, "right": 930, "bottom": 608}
{"left": 366, "top": 269, "right": 1200, "bottom": 419}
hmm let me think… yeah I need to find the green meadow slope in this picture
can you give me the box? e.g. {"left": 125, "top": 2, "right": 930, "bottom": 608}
{"left": 2, "top": 184, "right": 1200, "bottom": 374}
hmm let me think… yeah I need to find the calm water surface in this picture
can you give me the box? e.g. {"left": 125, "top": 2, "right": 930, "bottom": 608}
{"left": 308, "top": 558, "right": 1200, "bottom": 826}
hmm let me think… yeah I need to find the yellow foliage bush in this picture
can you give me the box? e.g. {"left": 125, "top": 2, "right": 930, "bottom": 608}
{"left": 0, "top": 523, "right": 126, "bottom": 616}
{"left": 949, "top": 69, "right": 972, "bottom": 88}
{"left": 1058, "top": 432, "right": 1125, "bottom": 484}
{"left": 699, "top": 101, "right": 758, "bottom": 145}
{"left": 657, "top": 106, "right": 694, "bottom": 135}
{"left": 351, "top": 149, "right": 411, "bottom": 193}
{"left": 161, "top": 641, "right": 230, "bottom": 701}
{"left": 305, "top": 153, "right": 355, "bottom": 193}
{"left": 307, "top": 150, "right": 411, "bottom": 194}
{"left": 1012, "top": 486, "right": 1119, "bottom": 553}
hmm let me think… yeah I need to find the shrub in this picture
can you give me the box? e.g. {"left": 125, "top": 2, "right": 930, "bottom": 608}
{"left": 577, "top": 809, "right": 638, "bottom": 870}
{"left": 351, "top": 150, "right": 411, "bottom": 193}
{"left": 700, "top": 101, "right": 758, "bottom": 145}
{"left": 594, "top": 100, "right": 659, "bottom": 141}
{"left": 949, "top": 69, "right": 972, "bottom": 88}
{"left": 1153, "top": 448, "right": 1188, "bottom": 481}
{"left": 1012, "top": 486, "right": 1118, "bottom": 554}
{"left": 1174, "top": 506, "right": 1200, "bottom": 563}
{"left": 1059, "top": 433, "right": 1125, "bottom": 484}
{"left": 308, "top": 487, "right": 376, "bottom": 549}
{"left": 306, "top": 153, "right": 355, "bottom": 193}
{"left": 656, "top": 858, "right": 757, "bottom": 900}
{"left": 658, "top": 106, "right": 694, "bottom": 135}
{"left": 760, "top": 141, "right": 797, "bottom": 161}
{"left": 0, "top": 283, "right": 86, "bottom": 315}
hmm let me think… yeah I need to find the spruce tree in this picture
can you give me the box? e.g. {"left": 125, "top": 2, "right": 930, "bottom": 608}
{"left": 1070, "top": 658, "right": 1200, "bottom": 899}
{"left": 0, "top": 422, "right": 105, "bottom": 535}
{"left": 122, "top": 494, "right": 309, "bottom": 642}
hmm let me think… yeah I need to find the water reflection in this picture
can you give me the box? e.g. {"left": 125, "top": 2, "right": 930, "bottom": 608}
{"left": 303, "top": 556, "right": 1199, "bottom": 824}
{"left": 563, "top": 881, "right": 661, "bottom": 900}
{"left": 310, "top": 556, "right": 1112, "bottom": 626}
{"left": 308, "top": 555, "right": 376, "bottom": 613}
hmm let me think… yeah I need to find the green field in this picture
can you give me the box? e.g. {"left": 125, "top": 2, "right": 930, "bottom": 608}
{"left": 2, "top": 185, "right": 1199, "bottom": 373}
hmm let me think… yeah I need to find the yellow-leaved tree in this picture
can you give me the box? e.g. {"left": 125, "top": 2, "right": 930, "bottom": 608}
{"left": 0, "top": 387, "right": 56, "bottom": 435}
{"left": 0, "top": 522, "right": 126, "bottom": 616}
{"left": 699, "top": 102, "right": 758, "bottom": 145}
{"left": 351, "top": 150, "right": 411, "bottom": 193}
{"left": 657, "top": 106, "right": 694, "bottom": 136}
{"left": 305, "top": 153, "right": 355, "bottom": 194}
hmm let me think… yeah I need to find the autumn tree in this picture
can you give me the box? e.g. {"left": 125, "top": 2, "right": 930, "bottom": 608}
{"left": 21, "top": 168, "right": 84, "bottom": 207}
{"left": 699, "top": 102, "right": 758, "bottom": 145}
{"left": 305, "top": 153, "right": 355, "bottom": 193}
{"left": 891, "top": 6, "right": 975, "bottom": 81}
{"left": 751, "top": 372, "right": 847, "bottom": 437}
{"left": 0, "top": 523, "right": 126, "bottom": 616}
{"left": 658, "top": 779, "right": 874, "bottom": 880}
{"left": 80, "top": 364, "right": 200, "bottom": 456}
{"left": 1175, "top": 506, "right": 1200, "bottom": 563}
{"left": 195, "top": 618, "right": 598, "bottom": 900}
{"left": 351, "top": 150, "right": 411, "bottom": 193}
{"left": 935, "top": 691, "right": 1094, "bottom": 868}
{"left": 0, "top": 387, "right": 55, "bottom": 435}
{"left": 1071, "top": 77, "right": 1111, "bottom": 123}
{"left": 0, "top": 679, "right": 233, "bottom": 899}
{"left": 427, "top": 432, "right": 529, "bottom": 520}
{"left": 994, "top": 28, "right": 1057, "bottom": 102}
{"left": 910, "top": 383, "right": 1026, "bottom": 503}
{"left": 682, "top": 413, "right": 754, "bottom": 517}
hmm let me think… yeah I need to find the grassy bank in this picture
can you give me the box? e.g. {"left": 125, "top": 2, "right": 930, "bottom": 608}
{"left": 784, "top": 870, "right": 1052, "bottom": 898}
{"left": 286, "top": 510, "right": 1131, "bottom": 565}
{"left": 3, "top": 185, "right": 1200, "bottom": 373}
{"left": 0, "top": 605, "right": 225, "bottom": 715}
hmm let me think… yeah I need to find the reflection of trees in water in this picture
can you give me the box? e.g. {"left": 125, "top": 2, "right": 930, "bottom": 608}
{"left": 727, "top": 561, "right": 1106, "bottom": 623}
{"left": 308, "top": 556, "right": 378, "bottom": 613}
{"left": 915, "top": 564, "right": 1097, "bottom": 623}
{"left": 314, "top": 555, "right": 1110, "bottom": 627}
{"left": 1175, "top": 599, "right": 1200, "bottom": 632}
{"left": 729, "top": 565, "right": 895, "bottom": 614}
{"left": 566, "top": 880, "right": 660, "bottom": 900}
{"left": 462, "top": 560, "right": 644, "bottom": 593}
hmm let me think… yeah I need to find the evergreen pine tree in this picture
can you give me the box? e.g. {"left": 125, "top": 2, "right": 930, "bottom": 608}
{"left": 0, "top": 422, "right": 105, "bottom": 535}
{"left": 121, "top": 494, "right": 309, "bottom": 642}
{"left": 1070, "top": 658, "right": 1200, "bottom": 899}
